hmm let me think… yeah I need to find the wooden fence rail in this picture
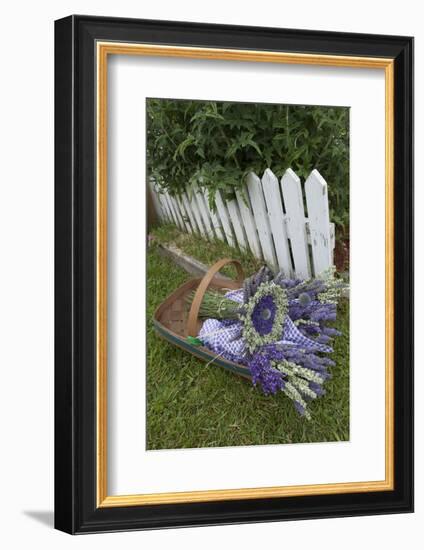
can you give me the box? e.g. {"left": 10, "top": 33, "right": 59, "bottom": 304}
{"left": 150, "top": 168, "right": 335, "bottom": 278}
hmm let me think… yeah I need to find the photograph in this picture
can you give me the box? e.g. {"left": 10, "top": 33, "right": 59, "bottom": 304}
{"left": 146, "top": 98, "right": 350, "bottom": 450}
{"left": 0, "top": 0, "right": 419, "bottom": 544}
{"left": 52, "top": 13, "right": 413, "bottom": 534}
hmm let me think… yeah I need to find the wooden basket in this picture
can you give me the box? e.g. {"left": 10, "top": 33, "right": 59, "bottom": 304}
{"left": 153, "top": 258, "right": 251, "bottom": 378}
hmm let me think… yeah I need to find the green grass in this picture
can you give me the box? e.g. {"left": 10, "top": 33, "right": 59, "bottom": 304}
{"left": 146, "top": 234, "right": 349, "bottom": 450}
{"left": 151, "top": 224, "right": 264, "bottom": 278}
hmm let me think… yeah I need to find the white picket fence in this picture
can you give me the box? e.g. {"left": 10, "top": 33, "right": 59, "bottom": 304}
{"left": 150, "top": 168, "right": 335, "bottom": 279}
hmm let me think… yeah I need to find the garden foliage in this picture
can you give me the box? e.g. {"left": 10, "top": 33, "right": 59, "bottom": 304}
{"left": 147, "top": 99, "right": 349, "bottom": 230}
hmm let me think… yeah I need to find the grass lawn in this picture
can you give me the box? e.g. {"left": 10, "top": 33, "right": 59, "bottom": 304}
{"left": 147, "top": 227, "right": 350, "bottom": 450}
{"left": 151, "top": 224, "right": 264, "bottom": 277}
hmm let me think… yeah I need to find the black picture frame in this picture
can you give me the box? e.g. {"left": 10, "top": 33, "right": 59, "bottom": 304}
{"left": 55, "top": 15, "right": 414, "bottom": 534}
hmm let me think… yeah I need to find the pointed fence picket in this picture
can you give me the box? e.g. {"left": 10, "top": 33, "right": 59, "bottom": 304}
{"left": 235, "top": 188, "right": 262, "bottom": 259}
{"left": 205, "top": 190, "right": 225, "bottom": 241}
{"left": 305, "top": 170, "right": 332, "bottom": 277}
{"left": 187, "top": 188, "right": 207, "bottom": 238}
{"left": 176, "top": 195, "right": 193, "bottom": 234}
{"left": 246, "top": 172, "right": 277, "bottom": 270}
{"left": 169, "top": 194, "right": 185, "bottom": 231}
{"left": 215, "top": 190, "right": 235, "bottom": 247}
{"left": 181, "top": 192, "right": 198, "bottom": 234}
{"left": 155, "top": 188, "right": 172, "bottom": 223}
{"left": 192, "top": 183, "right": 215, "bottom": 240}
{"left": 281, "top": 169, "right": 311, "bottom": 279}
{"left": 226, "top": 198, "right": 247, "bottom": 251}
{"left": 150, "top": 167, "right": 335, "bottom": 278}
{"left": 261, "top": 168, "right": 292, "bottom": 277}
{"left": 164, "top": 192, "right": 179, "bottom": 228}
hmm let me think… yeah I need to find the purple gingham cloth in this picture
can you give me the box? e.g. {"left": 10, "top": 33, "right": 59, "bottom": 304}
{"left": 198, "top": 289, "right": 332, "bottom": 361}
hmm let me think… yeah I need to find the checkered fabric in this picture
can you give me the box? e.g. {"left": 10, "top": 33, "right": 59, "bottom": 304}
{"left": 198, "top": 290, "right": 332, "bottom": 361}
{"left": 283, "top": 316, "right": 332, "bottom": 353}
{"left": 199, "top": 318, "right": 245, "bottom": 360}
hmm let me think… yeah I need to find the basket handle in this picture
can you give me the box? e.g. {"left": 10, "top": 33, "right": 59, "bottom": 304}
{"left": 187, "top": 258, "right": 244, "bottom": 337}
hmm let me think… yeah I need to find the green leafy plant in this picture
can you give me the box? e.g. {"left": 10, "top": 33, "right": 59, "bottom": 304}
{"left": 147, "top": 99, "right": 349, "bottom": 232}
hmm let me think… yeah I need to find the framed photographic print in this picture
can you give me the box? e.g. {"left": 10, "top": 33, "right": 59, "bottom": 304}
{"left": 54, "top": 15, "right": 414, "bottom": 534}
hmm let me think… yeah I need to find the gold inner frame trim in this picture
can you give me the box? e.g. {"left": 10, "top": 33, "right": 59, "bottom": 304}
{"left": 96, "top": 41, "right": 395, "bottom": 508}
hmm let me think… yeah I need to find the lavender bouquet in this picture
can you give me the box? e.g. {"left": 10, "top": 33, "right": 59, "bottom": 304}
{"left": 187, "top": 266, "right": 348, "bottom": 419}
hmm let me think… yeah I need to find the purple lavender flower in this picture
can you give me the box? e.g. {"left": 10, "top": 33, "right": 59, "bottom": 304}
{"left": 198, "top": 267, "right": 348, "bottom": 418}
{"left": 241, "top": 281, "right": 288, "bottom": 353}
{"left": 309, "top": 382, "right": 326, "bottom": 397}
{"left": 251, "top": 294, "right": 277, "bottom": 335}
{"left": 294, "top": 401, "right": 307, "bottom": 416}
{"left": 249, "top": 352, "right": 284, "bottom": 395}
